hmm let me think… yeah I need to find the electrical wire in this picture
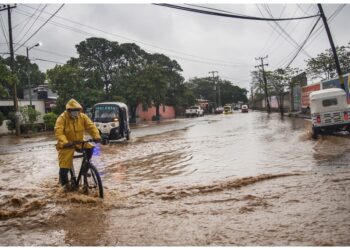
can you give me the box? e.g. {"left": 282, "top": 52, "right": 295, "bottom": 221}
{"left": 262, "top": 4, "right": 313, "bottom": 58}
{"left": 19, "top": 4, "right": 250, "bottom": 66}
{"left": 284, "top": 16, "right": 321, "bottom": 69}
{"left": 0, "top": 13, "right": 9, "bottom": 50}
{"left": 14, "top": 4, "right": 64, "bottom": 52}
{"left": 14, "top": 4, "right": 42, "bottom": 40}
{"left": 16, "top": 5, "right": 252, "bottom": 67}
{"left": 15, "top": 4, "right": 47, "bottom": 47}
{"left": 274, "top": 4, "right": 345, "bottom": 69}
{"left": 154, "top": 4, "right": 320, "bottom": 21}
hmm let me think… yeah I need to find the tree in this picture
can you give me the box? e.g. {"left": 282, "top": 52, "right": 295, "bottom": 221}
{"left": 74, "top": 37, "right": 124, "bottom": 99}
{"left": 269, "top": 67, "right": 301, "bottom": 116}
{"left": 2, "top": 55, "right": 45, "bottom": 98}
{"left": 19, "top": 106, "right": 41, "bottom": 132}
{"left": 43, "top": 112, "right": 58, "bottom": 130}
{"left": 0, "top": 61, "right": 11, "bottom": 98}
{"left": 47, "top": 64, "right": 104, "bottom": 113}
{"left": 305, "top": 44, "right": 350, "bottom": 80}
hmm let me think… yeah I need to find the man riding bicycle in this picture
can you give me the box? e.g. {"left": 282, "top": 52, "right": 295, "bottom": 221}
{"left": 54, "top": 98, "right": 101, "bottom": 190}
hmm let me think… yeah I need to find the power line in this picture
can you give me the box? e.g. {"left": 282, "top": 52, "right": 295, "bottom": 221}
{"left": 15, "top": 4, "right": 47, "bottom": 46}
{"left": 14, "top": 4, "right": 64, "bottom": 52}
{"left": 284, "top": 16, "right": 321, "bottom": 69}
{"left": 14, "top": 4, "right": 42, "bottom": 39}
{"left": 15, "top": 5, "right": 253, "bottom": 68}
{"left": 262, "top": 4, "right": 313, "bottom": 59}
{"left": 19, "top": 4, "right": 251, "bottom": 66}
{"left": 274, "top": 4, "right": 345, "bottom": 69}
{"left": 154, "top": 4, "right": 320, "bottom": 21}
{"left": 0, "top": 13, "right": 9, "bottom": 50}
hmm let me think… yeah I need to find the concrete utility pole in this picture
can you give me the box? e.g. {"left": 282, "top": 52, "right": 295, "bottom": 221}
{"left": 1, "top": 4, "right": 19, "bottom": 135}
{"left": 317, "top": 4, "right": 345, "bottom": 91}
{"left": 26, "top": 42, "right": 42, "bottom": 107}
{"left": 209, "top": 71, "right": 221, "bottom": 107}
{"left": 255, "top": 55, "right": 271, "bottom": 113}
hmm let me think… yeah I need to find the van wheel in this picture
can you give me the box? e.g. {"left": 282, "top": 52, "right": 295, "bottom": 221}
{"left": 312, "top": 126, "right": 319, "bottom": 139}
{"left": 102, "top": 138, "right": 108, "bottom": 145}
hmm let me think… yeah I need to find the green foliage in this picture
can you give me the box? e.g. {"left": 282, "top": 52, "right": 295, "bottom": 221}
{"left": 185, "top": 77, "right": 248, "bottom": 106}
{"left": 19, "top": 106, "right": 41, "bottom": 127}
{"left": 2, "top": 55, "right": 45, "bottom": 98}
{"left": 6, "top": 112, "right": 15, "bottom": 132}
{"left": 305, "top": 44, "right": 350, "bottom": 80}
{"left": 43, "top": 112, "right": 58, "bottom": 130}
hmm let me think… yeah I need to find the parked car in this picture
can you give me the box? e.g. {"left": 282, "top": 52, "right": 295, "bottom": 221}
{"left": 185, "top": 106, "right": 204, "bottom": 117}
{"left": 310, "top": 88, "right": 350, "bottom": 139}
{"left": 214, "top": 107, "right": 224, "bottom": 114}
{"left": 241, "top": 105, "right": 249, "bottom": 113}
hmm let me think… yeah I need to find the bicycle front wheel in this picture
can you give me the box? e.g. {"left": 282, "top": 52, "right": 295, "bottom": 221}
{"left": 83, "top": 163, "right": 104, "bottom": 198}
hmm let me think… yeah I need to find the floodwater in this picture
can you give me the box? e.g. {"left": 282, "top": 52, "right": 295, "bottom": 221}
{"left": 0, "top": 111, "right": 349, "bottom": 246}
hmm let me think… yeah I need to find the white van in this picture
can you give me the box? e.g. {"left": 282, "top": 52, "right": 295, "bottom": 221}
{"left": 310, "top": 88, "right": 350, "bottom": 138}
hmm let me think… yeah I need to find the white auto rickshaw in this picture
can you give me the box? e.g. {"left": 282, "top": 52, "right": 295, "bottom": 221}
{"left": 92, "top": 102, "right": 131, "bottom": 144}
{"left": 310, "top": 88, "right": 350, "bottom": 139}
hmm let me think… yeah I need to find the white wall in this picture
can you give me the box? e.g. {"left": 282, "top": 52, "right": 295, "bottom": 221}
{"left": 0, "top": 100, "right": 46, "bottom": 123}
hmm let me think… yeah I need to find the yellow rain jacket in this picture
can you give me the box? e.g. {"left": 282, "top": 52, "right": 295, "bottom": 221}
{"left": 54, "top": 99, "right": 101, "bottom": 169}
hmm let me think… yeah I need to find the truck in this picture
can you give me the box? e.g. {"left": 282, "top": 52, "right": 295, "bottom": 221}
{"left": 310, "top": 88, "right": 350, "bottom": 139}
{"left": 185, "top": 106, "right": 204, "bottom": 117}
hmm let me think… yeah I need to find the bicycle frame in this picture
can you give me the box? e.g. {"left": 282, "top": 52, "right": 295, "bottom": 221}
{"left": 70, "top": 142, "right": 91, "bottom": 189}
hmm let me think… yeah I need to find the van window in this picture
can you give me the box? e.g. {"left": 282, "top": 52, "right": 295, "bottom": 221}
{"left": 322, "top": 98, "right": 338, "bottom": 107}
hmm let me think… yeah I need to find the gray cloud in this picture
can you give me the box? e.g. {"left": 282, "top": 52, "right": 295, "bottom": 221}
{"left": 1, "top": 3, "right": 349, "bottom": 91}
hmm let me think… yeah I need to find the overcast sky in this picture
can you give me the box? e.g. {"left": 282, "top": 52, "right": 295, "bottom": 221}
{"left": 1, "top": 2, "right": 350, "bottom": 92}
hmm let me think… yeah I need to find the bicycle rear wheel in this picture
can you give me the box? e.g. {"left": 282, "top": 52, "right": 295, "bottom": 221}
{"left": 83, "top": 163, "right": 104, "bottom": 198}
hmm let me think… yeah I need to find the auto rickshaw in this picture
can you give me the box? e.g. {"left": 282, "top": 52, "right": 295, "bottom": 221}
{"left": 92, "top": 102, "right": 131, "bottom": 144}
{"left": 223, "top": 105, "right": 233, "bottom": 114}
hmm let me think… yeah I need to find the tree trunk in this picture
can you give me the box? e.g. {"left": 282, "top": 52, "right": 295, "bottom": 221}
{"left": 155, "top": 103, "right": 160, "bottom": 121}
{"left": 130, "top": 105, "right": 137, "bottom": 123}
{"left": 279, "top": 94, "right": 284, "bottom": 117}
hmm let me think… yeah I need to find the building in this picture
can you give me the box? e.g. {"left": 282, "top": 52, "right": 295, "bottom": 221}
{"left": 136, "top": 103, "right": 175, "bottom": 121}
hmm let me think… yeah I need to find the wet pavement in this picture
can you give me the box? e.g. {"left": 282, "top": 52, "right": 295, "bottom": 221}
{"left": 0, "top": 111, "right": 349, "bottom": 246}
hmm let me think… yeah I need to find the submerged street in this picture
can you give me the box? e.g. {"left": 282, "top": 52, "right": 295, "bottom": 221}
{"left": 0, "top": 111, "right": 350, "bottom": 246}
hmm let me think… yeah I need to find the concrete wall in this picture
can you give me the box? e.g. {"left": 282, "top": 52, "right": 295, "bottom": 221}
{"left": 136, "top": 104, "right": 175, "bottom": 121}
{"left": 0, "top": 99, "right": 46, "bottom": 123}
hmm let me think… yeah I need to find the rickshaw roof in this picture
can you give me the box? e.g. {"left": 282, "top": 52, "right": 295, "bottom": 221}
{"left": 310, "top": 88, "right": 346, "bottom": 101}
{"left": 94, "top": 102, "right": 128, "bottom": 110}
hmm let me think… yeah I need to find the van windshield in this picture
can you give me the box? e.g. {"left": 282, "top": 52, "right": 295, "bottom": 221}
{"left": 94, "top": 105, "right": 119, "bottom": 122}
{"left": 322, "top": 98, "right": 338, "bottom": 107}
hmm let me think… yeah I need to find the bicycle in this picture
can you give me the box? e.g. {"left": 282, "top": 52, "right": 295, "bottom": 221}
{"left": 65, "top": 139, "right": 104, "bottom": 199}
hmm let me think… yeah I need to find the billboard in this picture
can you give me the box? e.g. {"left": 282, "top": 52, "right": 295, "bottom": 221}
{"left": 301, "top": 83, "right": 321, "bottom": 108}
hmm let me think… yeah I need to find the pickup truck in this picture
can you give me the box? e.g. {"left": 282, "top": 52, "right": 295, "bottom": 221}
{"left": 310, "top": 88, "right": 350, "bottom": 139}
{"left": 185, "top": 106, "right": 204, "bottom": 117}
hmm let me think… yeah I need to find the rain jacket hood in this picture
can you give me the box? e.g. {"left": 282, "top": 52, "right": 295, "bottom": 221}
{"left": 66, "top": 98, "right": 82, "bottom": 110}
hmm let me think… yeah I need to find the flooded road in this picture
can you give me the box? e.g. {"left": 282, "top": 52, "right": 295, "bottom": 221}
{"left": 0, "top": 111, "right": 349, "bottom": 246}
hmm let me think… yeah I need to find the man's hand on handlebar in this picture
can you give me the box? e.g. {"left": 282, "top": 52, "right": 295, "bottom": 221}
{"left": 63, "top": 141, "right": 80, "bottom": 148}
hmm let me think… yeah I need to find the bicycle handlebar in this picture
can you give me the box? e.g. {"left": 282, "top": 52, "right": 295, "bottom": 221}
{"left": 63, "top": 139, "right": 98, "bottom": 148}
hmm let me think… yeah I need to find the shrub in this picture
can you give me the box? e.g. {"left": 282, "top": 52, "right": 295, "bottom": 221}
{"left": 43, "top": 112, "right": 58, "bottom": 130}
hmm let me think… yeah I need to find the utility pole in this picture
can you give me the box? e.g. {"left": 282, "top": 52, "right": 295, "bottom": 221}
{"left": 317, "top": 4, "right": 345, "bottom": 91}
{"left": 209, "top": 71, "right": 220, "bottom": 107}
{"left": 255, "top": 55, "right": 270, "bottom": 113}
{"left": 1, "top": 4, "right": 19, "bottom": 135}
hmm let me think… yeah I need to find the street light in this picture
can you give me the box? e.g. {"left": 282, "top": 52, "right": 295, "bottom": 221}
{"left": 26, "top": 42, "right": 42, "bottom": 107}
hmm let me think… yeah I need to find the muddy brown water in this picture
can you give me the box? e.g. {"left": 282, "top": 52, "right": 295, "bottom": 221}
{"left": 0, "top": 111, "right": 349, "bottom": 246}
